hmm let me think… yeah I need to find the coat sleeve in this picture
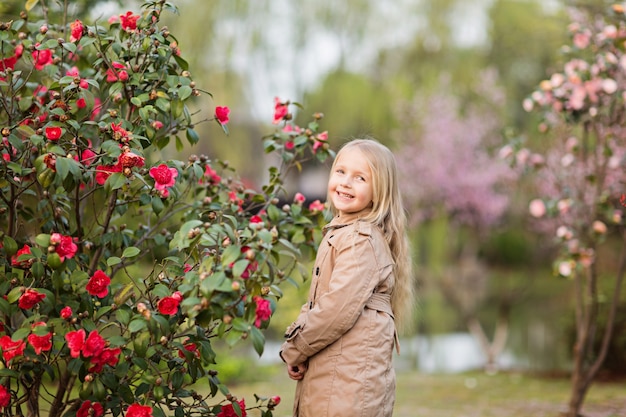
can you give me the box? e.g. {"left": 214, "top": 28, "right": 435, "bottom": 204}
{"left": 280, "top": 231, "right": 385, "bottom": 366}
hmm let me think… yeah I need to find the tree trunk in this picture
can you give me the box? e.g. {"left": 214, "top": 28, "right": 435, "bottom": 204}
{"left": 563, "top": 231, "right": 626, "bottom": 417}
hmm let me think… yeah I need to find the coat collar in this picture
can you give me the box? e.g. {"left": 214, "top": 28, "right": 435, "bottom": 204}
{"left": 323, "top": 208, "right": 373, "bottom": 234}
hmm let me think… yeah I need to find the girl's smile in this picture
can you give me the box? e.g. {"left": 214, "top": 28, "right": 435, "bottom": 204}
{"left": 327, "top": 147, "right": 374, "bottom": 216}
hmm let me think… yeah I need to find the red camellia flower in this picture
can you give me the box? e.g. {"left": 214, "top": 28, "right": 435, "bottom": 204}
{"left": 66, "top": 329, "right": 85, "bottom": 358}
{"left": 215, "top": 106, "right": 230, "bottom": 124}
{"left": 106, "top": 61, "right": 129, "bottom": 83}
{"left": 118, "top": 151, "right": 145, "bottom": 168}
{"left": 177, "top": 341, "right": 200, "bottom": 360}
{"left": 88, "top": 346, "right": 121, "bottom": 373}
{"left": 126, "top": 403, "right": 153, "bottom": 417}
{"left": 51, "top": 233, "right": 78, "bottom": 261}
{"left": 272, "top": 97, "right": 288, "bottom": 124}
{"left": 95, "top": 163, "right": 123, "bottom": 185}
{"left": 253, "top": 296, "right": 272, "bottom": 328}
{"left": 0, "top": 384, "right": 9, "bottom": 408}
{"left": 70, "top": 19, "right": 84, "bottom": 42}
{"left": 0, "top": 44, "right": 23, "bottom": 73}
{"left": 216, "top": 399, "right": 247, "bottom": 417}
{"left": 119, "top": 11, "right": 140, "bottom": 30}
{"left": 18, "top": 289, "right": 46, "bottom": 310}
{"left": 66, "top": 67, "right": 89, "bottom": 89}
{"left": 32, "top": 44, "right": 53, "bottom": 70}
{"left": 294, "top": 192, "right": 306, "bottom": 204}
{"left": 157, "top": 292, "right": 182, "bottom": 316}
{"left": 111, "top": 122, "right": 131, "bottom": 141}
{"left": 309, "top": 200, "right": 325, "bottom": 212}
{"left": 0, "top": 335, "right": 26, "bottom": 362}
{"left": 11, "top": 244, "right": 32, "bottom": 268}
{"left": 149, "top": 164, "right": 178, "bottom": 197}
{"left": 77, "top": 401, "right": 104, "bottom": 417}
{"left": 203, "top": 165, "right": 221, "bottom": 185}
{"left": 86, "top": 270, "right": 111, "bottom": 298}
{"left": 76, "top": 147, "right": 96, "bottom": 166}
{"left": 27, "top": 322, "right": 52, "bottom": 355}
{"left": 60, "top": 306, "right": 72, "bottom": 319}
{"left": 82, "top": 330, "right": 106, "bottom": 358}
{"left": 312, "top": 130, "right": 328, "bottom": 153}
{"left": 249, "top": 215, "right": 263, "bottom": 224}
{"left": 45, "top": 126, "right": 62, "bottom": 141}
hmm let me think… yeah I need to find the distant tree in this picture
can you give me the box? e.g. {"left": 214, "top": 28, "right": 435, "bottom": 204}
{"left": 395, "top": 69, "right": 521, "bottom": 370}
{"left": 487, "top": 0, "right": 569, "bottom": 129}
{"left": 0, "top": 0, "right": 117, "bottom": 20}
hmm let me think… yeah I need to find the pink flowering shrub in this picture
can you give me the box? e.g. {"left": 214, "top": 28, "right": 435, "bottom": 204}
{"left": 0, "top": 2, "right": 332, "bottom": 417}
{"left": 505, "top": 4, "right": 626, "bottom": 417}
{"left": 395, "top": 69, "right": 517, "bottom": 229}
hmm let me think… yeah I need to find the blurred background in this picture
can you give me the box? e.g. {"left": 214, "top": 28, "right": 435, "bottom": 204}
{"left": 2, "top": 0, "right": 624, "bottom": 413}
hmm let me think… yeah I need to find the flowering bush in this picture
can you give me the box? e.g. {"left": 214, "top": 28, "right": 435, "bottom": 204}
{"left": 0, "top": 1, "right": 333, "bottom": 416}
{"left": 504, "top": 4, "right": 626, "bottom": 417}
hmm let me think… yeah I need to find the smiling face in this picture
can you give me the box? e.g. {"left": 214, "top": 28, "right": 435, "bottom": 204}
{"left": 327, "top": 147, "right": 374, "bottom": 217}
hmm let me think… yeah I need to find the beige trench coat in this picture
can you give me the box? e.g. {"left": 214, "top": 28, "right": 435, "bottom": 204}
{"left": 280, "top": 211, "right": 398, "bottom": 417}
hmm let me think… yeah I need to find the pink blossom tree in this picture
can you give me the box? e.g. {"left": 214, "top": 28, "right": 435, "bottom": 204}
{"left": 509, "top": 4, "right": 626, "bottom": 416}
{"left": 395, "top": 69, "right": 520, "bottom": 370}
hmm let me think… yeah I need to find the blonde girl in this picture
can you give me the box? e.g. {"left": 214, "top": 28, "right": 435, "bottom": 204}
{"left": 280, "top": 138, "right": 414, "bottom": 417}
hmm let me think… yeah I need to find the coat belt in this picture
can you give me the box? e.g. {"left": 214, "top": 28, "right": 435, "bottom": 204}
{"left": 365, "top": 292, "right": 400, "bottom": 354}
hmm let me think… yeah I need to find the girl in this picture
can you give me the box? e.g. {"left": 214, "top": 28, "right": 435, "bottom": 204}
{"left": 280, "top": 138, "right": 414, "bottom": 417}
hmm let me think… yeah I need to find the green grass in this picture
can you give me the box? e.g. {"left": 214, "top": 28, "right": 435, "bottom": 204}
{"left": 224, "top": 366, "right": 626, "bottom": 417}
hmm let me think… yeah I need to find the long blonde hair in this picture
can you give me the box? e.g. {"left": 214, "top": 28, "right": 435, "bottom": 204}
{"left": 328, "top": 138, "right": 415, "bottom": 332}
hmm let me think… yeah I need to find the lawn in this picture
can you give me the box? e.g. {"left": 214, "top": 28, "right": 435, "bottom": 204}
{"left": 225, "top": 366, "right": 626, "bottom": 417}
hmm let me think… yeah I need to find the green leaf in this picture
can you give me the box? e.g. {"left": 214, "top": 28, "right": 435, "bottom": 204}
{"left": 95, "top": 306, "right": 113, "bottom": 320}
{"left": 171, "top": 99, "right": 183, "bottom": 118}
{"left": 128, "top": 318, "right": 147, "bottom": 333}
{"left": 152, "top": 196, "right": 164, "bottom": 214}
{"left": 174, "top": 54, "right": 189, "bottom": 71}
{"left": 12, "top": 328, "right": 30, "bottom": 341}
{"left": 178, "top": 85, "right": 192, "bottom": 101}
{"left": 0, "top": 369, "right": 19, "bottom": 378}
{"left": 250, "top": 326, "right": 265, "bottom": 356}
{"left": 62, "top": 42, "right": 77, "bottom": 54}
{"left": 7, "top": 287, "right": 23, "bottom": 304}
{"left": 221, "top": 245, "right": 241, "bottom": 266}
{"left": 231, "top": 259, "right": 249, "bottom": 279}
{"left": 122, "top": 246, "right": 141, "bottom": 258}
{"left": 268, "top": 204, "right": 282, "bottom": 222}
{"left": 231, "top": 318, "right": 251, "bottom": 332}
{"left": 7, "top": 162, "right": 23, "bottom": 175}
{"left": 105, "top": 173, "right": 126, "bottom": 191}
{"left": 115, "top": 308, "right": 131, "bottom": 326}
{"left": 186, "top": 128, "right": 199, "bottom": 145}
{"left": 166, "top": 75, "right": 178, "bottom": 88}
{"left": 54, "top": 157, "right": 82, "bottom": 181}
{"left": 107, "top": 257, "right": 122, "bottom": 266}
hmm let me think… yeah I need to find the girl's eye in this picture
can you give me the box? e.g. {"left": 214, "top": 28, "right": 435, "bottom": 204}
{"left": 356, "top": 176, "right": 365, "bottom": 181}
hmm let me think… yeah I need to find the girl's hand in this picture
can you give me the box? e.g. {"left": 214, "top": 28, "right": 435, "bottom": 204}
{"left": 287, "top": 363, "right": 307, "bottom": 380}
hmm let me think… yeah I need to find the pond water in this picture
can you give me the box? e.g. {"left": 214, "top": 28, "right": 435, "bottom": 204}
{"left": 258, "top": 332, "right": 524, "bottom": 374}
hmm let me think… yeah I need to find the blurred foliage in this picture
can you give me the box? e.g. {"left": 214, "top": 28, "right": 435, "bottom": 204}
{"left": 0, "top": 0, "right": 120, "bottom": 20}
